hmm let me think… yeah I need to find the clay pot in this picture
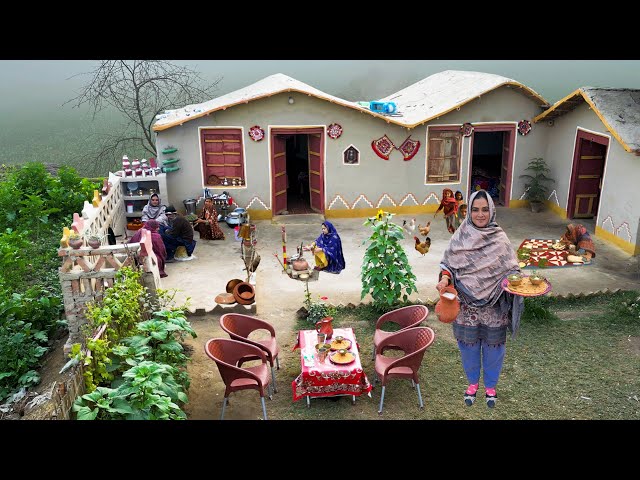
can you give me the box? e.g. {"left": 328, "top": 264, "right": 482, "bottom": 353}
{"left": 68, "top": 238, "right": 84, "bottom": 249}
{"left": 315, "top": 316, "right": 334, "bottom": 339}
{"left": 292, "top": 258, "right": 309, "bottom": 271}
{"left": 233, "top": 281, "right": 255, "bottom": 305}
{"left": 435, "top": 286, "right": 460, "bottom": 324}
{"left": 88, "top": 238, "right": 101, "bottom": 249}
{"left": 226, "top": 278, "right": 243, "bottom": 294}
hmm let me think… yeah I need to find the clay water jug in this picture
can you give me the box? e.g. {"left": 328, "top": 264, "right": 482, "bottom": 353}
{"left": 315, "top": 317, "right": 334, "bottom": 339}
{"left": 435, "top": 286, "right": 460, "bottom": 323}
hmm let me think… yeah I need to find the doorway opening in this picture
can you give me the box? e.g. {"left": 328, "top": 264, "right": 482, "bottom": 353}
{"left": 470, "top": 131, "right": 504, "bottom": 204}
{"left": 283, "top": 134, "right": 313, "bottom": 214}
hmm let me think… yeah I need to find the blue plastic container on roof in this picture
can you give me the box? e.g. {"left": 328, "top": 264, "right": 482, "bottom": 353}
{"left": 369, "top": 101, "right": 397, "bottom": 114}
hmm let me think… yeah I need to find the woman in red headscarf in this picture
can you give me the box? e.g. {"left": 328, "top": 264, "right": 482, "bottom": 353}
{"left": 560, "top": 223, "right": 596, "bottom": 263}
{"left": 128, "top": 219, "right": 168, "bottom": 277}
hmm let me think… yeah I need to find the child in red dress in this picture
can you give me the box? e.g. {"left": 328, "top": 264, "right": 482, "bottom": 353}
{"left": 435, "top": 188, "right": 458, "bottom": 234}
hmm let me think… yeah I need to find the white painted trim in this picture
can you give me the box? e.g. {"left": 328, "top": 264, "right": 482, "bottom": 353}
{"left": 197, "top": 125, "right": 248, "bottom": 190}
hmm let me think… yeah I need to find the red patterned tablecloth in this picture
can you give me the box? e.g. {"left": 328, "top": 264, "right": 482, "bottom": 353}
{"left": 292, "top": 328, "right": 372, "bottom": 402}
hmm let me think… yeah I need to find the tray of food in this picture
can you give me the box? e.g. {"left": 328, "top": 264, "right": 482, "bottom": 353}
{"left": 329, "top": 349, "right": 356, "bottom": 365}
{"left": 329, "top": 336, "right": 352, "bottom": 351}
{"left": 501, "top": 275, "right": 552, "bottom": 297}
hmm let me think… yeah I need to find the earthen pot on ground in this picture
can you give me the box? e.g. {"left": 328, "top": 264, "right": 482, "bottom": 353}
{"left": 233, "top": 281, "right": 255, "bottom": 305}
{"left": 226, "top": 278, "right": 243, "bottom": 294}
{"left": 291, "top": 257, "right": 309, "bottom": 271}
{"left": 435, "top": 285, "right": 460, "bottom": 323}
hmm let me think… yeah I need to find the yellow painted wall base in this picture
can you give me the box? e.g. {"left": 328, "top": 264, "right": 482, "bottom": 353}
{"left": 508, "top": 199, "right": 567, "bottom": 218}
{"left": 326, "top": 205, "right": 438, "bottom": 219}
{"left": 596, "top": 225, "right": 638, "bottom": 255}
{"left": 248, "top": 209, "right": 272, "bottom": 221}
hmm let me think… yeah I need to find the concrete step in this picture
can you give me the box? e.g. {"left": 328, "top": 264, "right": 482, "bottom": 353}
{"left": 271, "top": 213, "right": 325, "bottom": 225}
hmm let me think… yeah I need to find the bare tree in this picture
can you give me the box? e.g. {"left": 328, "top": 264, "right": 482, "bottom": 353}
{"left": 65, "top": 60, "right": 221, "bottom": 175}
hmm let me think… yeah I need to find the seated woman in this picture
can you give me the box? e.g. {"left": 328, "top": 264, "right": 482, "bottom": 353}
{"left": 193, "top": 197, "right": 225, "bottom": 240}
{"left": 303, "top": 221, "right": 345, "bottom": 274}
{"left": 141, "top": 194, "right": 169, "bottom": 228}
{"left": 560, "top": 223, "right": 596, "bottom": 262}
{"left": 161, "top": 211, "right": 197, "bottom": 261}
{"left": 128, "top": 220, "right": 168, "bottom": 278}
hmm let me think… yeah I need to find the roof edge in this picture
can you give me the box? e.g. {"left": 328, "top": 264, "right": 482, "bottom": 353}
{"left": 406, "top": 80, "right": 550, "bottom": 129}
{"left": 533, "top": 88, "right": 633, "bottom": 154}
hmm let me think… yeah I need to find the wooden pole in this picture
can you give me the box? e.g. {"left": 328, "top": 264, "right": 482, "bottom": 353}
{"left": 281, "top": 226, "right": 287, "bottom": 270}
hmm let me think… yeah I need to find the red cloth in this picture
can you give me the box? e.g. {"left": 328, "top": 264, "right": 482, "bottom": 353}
{"left": 291, "top": 328, "right": 372, "bottom": 401}
{"left": 129, "top": 228, "right": 167, "bottom": 277}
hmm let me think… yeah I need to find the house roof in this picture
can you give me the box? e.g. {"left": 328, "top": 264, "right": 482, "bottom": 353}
{"left": 533, "top": 87, "right": 640, "bottom": 155}
{"left": 152, "top": 71, "right": 549, "bottom": 132}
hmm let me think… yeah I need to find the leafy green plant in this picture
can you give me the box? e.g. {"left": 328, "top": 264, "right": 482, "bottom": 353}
{"left": 302, "top": 279, "right": 336, "bottom": 324}
{"left": 520, "top": 157, "right": 555, "bottom": 204}
{"left": 360, "top": 209, "right": 417, "bottom": 311}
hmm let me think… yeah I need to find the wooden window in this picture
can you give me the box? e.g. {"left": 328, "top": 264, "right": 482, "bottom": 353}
{"left": 426, "top": 128, "right": 461, "bottom": 183}
{"left": 200, "top": 128, "right": 245, "bottom": 185}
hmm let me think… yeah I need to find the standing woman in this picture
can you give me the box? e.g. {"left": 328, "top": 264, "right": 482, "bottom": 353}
{"left": 435, "top": 190, "right": 523, "bottom": 408}
{"left": 141, "top": 194, "right": 169, "bottom": 228}
{"left": 304, "top": 221, "right": 346, "bottom": 274}
{"left": 194, "top": 197, "right": 225, "bottom": 240}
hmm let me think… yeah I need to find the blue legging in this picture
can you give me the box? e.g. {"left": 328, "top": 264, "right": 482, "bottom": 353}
{"left": 457, "top": 340, "right": 506, "bottom": 389}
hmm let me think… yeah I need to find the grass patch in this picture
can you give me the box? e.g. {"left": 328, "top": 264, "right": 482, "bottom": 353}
{"left": 265, "top": 291, "right": 640, "bottom": 420}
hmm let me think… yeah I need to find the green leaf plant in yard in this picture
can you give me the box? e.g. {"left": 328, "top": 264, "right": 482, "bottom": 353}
{"left": 360, "top": 209, "right": 417, "bottom": 312}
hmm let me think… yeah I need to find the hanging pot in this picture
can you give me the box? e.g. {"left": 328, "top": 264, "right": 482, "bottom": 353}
{"left": 435, "top": 286, "right": 460, "bottom": 323}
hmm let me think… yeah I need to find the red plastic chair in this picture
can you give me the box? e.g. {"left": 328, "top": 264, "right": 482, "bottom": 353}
{"left": 220, "top": 313, "right": 280, "bottom": 393}
{"left": 374, "top": 326, "right": 435, "bottom": 414}
{"left": 204, "top": 338, "right": 272, "bottom": 420}
{"left": 372, "top": 305, "right": 428, "bottom": 360}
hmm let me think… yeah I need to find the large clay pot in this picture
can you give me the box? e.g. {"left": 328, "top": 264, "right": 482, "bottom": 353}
{"left": 435, "top": 286, "right": 460, "bottom": 324}
{"left": 315, "top": 316, "right": 334, "bottom": 339}
{"left": 226, "top": 278, "right": 243, "bottom": 294}
{"left": 233, "top": 281, "right": 255, "bottom": 305}
{"left": 292, "top": 258, "right": 309, "bottom": 271}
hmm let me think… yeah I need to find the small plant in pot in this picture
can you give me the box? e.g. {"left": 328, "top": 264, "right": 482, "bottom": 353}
{"left": 520, "top": 157, "right": 555, "bottom": 213}
{"left": 86, "top": 234, "right": 104, "bottom": 249}
{"left": 68, "top": 231, "right": 83, "bottom": 249}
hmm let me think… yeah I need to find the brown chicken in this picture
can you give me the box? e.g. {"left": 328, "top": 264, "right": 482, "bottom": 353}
{"left": 417, "top": 221, "right": 431, "bottom": 236}
{"left": 414, "top": 236, "right": 431, "bottom": 256}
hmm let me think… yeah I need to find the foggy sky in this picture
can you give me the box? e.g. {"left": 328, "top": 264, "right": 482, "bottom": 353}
{"left": 1, "top": 60, "right": 639, "bottom": 114}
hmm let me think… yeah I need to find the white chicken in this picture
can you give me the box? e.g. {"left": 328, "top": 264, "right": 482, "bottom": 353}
{"left": 402, "top": 218, "right": 416, "bottom": 234}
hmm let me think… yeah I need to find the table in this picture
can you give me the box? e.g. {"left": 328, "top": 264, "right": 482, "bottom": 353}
{"left": 292, "top": 327, "right": 372, "bottom": 406}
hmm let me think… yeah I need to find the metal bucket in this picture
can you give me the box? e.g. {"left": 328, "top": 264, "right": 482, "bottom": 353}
{"left": 183, "top": 198, "right": 196, "bottom": 215}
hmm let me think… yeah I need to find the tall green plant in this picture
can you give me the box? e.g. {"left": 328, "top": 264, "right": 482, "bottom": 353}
{"left": 360, "top": 209, "right": 417, "bottom": 311}
{"left": 520, "top": 157, "right": 555, "bottom": 203}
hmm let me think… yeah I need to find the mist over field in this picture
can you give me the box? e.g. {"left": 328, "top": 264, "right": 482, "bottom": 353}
{"left": 1, "top": 60, "right": 639, "bottom": 176}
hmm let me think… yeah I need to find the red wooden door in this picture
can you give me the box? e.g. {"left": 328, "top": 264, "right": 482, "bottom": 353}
{"left": 569, "top": 131, "right": 607, "bottom": 219}
{"left": 573, "top": 139, "right": 606, "bottom": 218}
{"left": 499, "top": 130, "right": 513, "bottom": 206}
{"left": 308, "top": 133, "right": 323, "bottom": 213}
{"left": 272, "top": 136, "right": 287, "bottom": 215}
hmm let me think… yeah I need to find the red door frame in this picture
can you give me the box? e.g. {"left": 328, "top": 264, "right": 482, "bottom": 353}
{"left": 270, "top": 127, "right": 325, "bottom": 215}
{"left": 566, "top": 129, "right": 609, "bottom": 220}
{"left": 468, "top": 124, "right": 516, "bottom": 207}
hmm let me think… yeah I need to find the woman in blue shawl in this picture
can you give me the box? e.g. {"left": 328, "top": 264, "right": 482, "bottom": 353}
{"left": 305, "top": 221, "right": 346, "bottom": 274}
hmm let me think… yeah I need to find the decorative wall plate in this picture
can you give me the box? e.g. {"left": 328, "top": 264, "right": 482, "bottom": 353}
{"left": 327, "top": 123, "right": 343, "bottom": 139}
{"left": 518, "top": 120, "right": 532, "bottom": 136}
{"left": 460, "top": 123, "right": 474, "bottom": 137}
{"left": 248, "top": 125, "right": 265, "bottom": 141}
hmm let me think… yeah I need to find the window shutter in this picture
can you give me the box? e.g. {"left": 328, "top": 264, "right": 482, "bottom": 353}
{"left": 201, "top": 129, "right": 245, "bottom": 185}
{"left": 426, "top": 129, "right": 461, "bottom": 183}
